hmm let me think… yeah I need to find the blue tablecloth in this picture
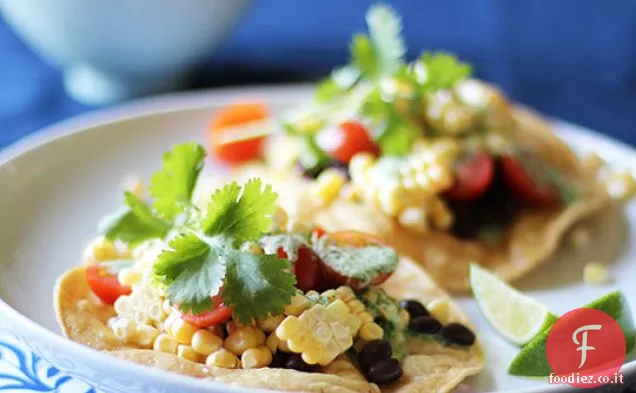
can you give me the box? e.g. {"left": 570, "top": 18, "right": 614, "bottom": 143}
{"left": 1, "top": 0, "right": 636, "bottom": 149}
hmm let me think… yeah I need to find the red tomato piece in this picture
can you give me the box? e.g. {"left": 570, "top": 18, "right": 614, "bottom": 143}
{"left": 444, "top": 153, "right": 495, "bottom": 201}
{"left": 209, "top": 103, "right": 269, "bottom": 165}
{"left": 316, "top": 121, "right": 379, "bottom": 164}
{"left": 181, "top": 295, "right": 233, "bottom": 328}
{"left": 278, "top": 245, "right": 323, "bottom": 292}
{"left": 313, "top": 226, "right": 327, "bottom": 239}
{"left": 500, "top": 154, "right": 560, "bottom": 206}
{"left": 85, "top": 265, "right": 132, "bottom": 305}
{"left": 319, "top": 231, "right": 393, "bottom": 291}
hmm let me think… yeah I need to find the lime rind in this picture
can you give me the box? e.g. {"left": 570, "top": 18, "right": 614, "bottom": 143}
{"left": 508, "top": 290, "right": 635, "bottom": 377}
{"left": 470, "top": 264, "right": 556, "bottom": 346}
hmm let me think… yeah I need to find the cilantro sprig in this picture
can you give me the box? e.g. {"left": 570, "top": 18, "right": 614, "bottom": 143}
{"left": 299, "top": 4, "right": 475, "bottom": 162}
{"left": 100, "top": 142, "right": 297, "bottom": 324}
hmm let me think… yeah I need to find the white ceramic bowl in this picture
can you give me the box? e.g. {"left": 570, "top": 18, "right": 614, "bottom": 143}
{"left": 0, "top": 86, "right": 634, "bottom": 392}
{"left": 0, "top": 0, "right": 251, "bottom": 105}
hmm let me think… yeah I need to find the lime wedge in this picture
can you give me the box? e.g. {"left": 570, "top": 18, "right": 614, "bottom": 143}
{"left": 470, "top": 264, "right": 558, "bottom": 346}
{"left": 509, "top": 290, "right": 635, "bottom": 377}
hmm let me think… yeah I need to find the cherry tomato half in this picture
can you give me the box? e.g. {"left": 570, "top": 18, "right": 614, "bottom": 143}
{"left": 181, "top": 295, "right": 234, "bottom": 328}
{"left": 316, "top": 121, "right": 379, "bottom": 164}
{"left": 500, "top": 154, "right": 560, "bottom": 206}
{"left": 320, "top": 231, "right": 393, "bottom": 291}
{"left": 444, "top": 153, "right": 495, "bottom": 201}
{"left": 209, "top": 103, "right": 269, "bottom": 165}
{"left": 85, "top": 265, "right": 132, "bottom": 305}
{"left": 278, "top": 245, "right": 323, "bottom": 292}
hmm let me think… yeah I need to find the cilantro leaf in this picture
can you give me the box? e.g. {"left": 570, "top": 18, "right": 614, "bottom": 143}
{"left": 377, "top": 118, "right": 420, "bottom": 156}
{"left": 350, "top": 4, "right": 406, "bottom": 80}
{"left": 223, "top": 251, "right": 296, "bottom": 324}
{"left": 203, "top": 178, "right": 278, "bottom": 244}
{"left": 351, "top": 34, "right": 378, "bottom": 79}
{"left": 366, "top": 3, "right": 405, "bottom": 76}
{"left": 100, "top": 192, "right": 170, "bottom": 245}
{"left": 149, "top": 142, "right": 206, "bottom": 222}
{"left": 154, "top": 233, "right": 225, "bottom": 314}
{"left": 413, "top": 52, "right": 472, "bottom": 92}
{"left": 314, "top": 66, "right": 362, "bottom": 102}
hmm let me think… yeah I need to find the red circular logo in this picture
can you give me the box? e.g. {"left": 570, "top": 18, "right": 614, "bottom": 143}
{"left": 546, "top": 308, "right": 625, "bottom": 388}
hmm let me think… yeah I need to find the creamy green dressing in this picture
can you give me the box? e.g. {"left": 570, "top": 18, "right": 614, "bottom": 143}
{"left": 315, "top": 240, "right": 398, "bottom": 286}
{"left": 360, "top": 288, "right": 408, "bottom": 360}
{"left": 259, "top": 234, "right": 308, "bottom": 261}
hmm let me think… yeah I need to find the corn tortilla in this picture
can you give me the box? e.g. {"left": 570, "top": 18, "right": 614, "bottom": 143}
{"left": 55, "top": 257, "right": 483, "bottom": 393}
{"left": 228, "top": 107, "right": 609, "bottom": 292}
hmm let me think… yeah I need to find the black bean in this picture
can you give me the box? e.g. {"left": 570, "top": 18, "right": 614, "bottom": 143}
{"left": 358, "top": 339, "right": 392, "bottom": 371}
{"left": 285, "top": 353, "right": 317, "bottom": 372}
{"left": 297, "top": 159, "right": 350, "bottom": 180}
{"left": 400, "top": 299, "right": 430, "bottom": 318}
{"left": 366, "top": 358, "right": 403, "bottom": 385}
{"left": 270, "top": 351, "right": 290, "bottom": 368}
{"left": 441, "top": 322, "right": 476, "bottom": 346}
{"left": 373, "top": 315, "right": 387, "bottom": 325}
{"left": 409, "top": 316, "right": 442, "bottom": 334}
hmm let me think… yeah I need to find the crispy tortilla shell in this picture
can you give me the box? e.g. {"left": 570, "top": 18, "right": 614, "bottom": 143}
{"left": 55, "top": 258, "right": 483, "bottom": 393}
{"left": 229, "top": 107, "right": 609, "bottom": 292}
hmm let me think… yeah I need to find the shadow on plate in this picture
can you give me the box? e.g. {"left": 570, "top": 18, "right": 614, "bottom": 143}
{"left": 515, "top": 204, "right": 629, "bottom": 292}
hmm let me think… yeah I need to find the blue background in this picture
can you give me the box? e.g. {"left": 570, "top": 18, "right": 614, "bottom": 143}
{"left": 1, "top": 0, "right": 636, "bottom": 149}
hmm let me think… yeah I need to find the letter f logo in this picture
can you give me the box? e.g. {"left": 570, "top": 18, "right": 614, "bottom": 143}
{"left": 572, "top": 324, "right": 602, "bottom": 368}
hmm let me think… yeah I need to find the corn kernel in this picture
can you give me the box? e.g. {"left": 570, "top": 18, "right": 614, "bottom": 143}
{"left": 276, "top": 302, "right": 357, "bottom": 366}
{"left": 118, "top": 268, "right": 142, "bottom": 287}
{"left": 111, "top": 317, "right": 137, "bottom": 342}
{"left": 241, "top": 346, "right": 273, "bottom": 369}
{"left": 257, "top": 315, "right": 284, "bottom": 332}
{"left": 224, "top": 327, "right": 259, "bottom": 356}
{"left": 377, "top": 185, "right": 406, "bottom": 216}
{"left": 359, "top": 322, "right": 384, "bottom": 341}
{"left": 153, "top": 333, "right": 178, "bottom": 354}
{"left": 136, "top": 324, "right": 159, "bottom": 348}
{"left": 347, "top": 300, "right": 365, "bottom": 314}
{"left": 357, "top": 312, "right": 374, "bottom": 325}
{"left": 191, "top": 330, "right": 223, "bottom": 356}
{"left": 583, "top": 262, "right": 612, "bottom": 285}
{"left": 312, "top": 169, "right": 347, "bottom": 205}
{"left": 206, "top": 348, "right": 240, "bottom": 369}
{"left": 113, "top": 296, "right": 133, "bottom": 316}
{"left": 335, "top": 286, "right": 355, "bottom": 302}
{"left": 265, "top": 333, "right": 278, "bottom": 354}
{"left": 284, "top": 294, "right": 311, "bottom": 316}
{"left": 607, "top": 170, "right": 636, "bottom": 202}
{"left": 349, "top": 153, "right": 375, "bottom": 179}
{"left": 177, "top": 344, "right": 201, "bottom": 363}
{"left": 427, "top": 298, "right": 452, "bottom": 324}
{"left": 398, "top": 207, "right": 429, "bottom": 233}
{"left": 83, "top": 236, "right": 119, "bottom": 263}
{"left": 255, "top": 328, "right": 266, "bottom": 346}
{"left": 169, "top": 318, "right": 198, "bottom": 344}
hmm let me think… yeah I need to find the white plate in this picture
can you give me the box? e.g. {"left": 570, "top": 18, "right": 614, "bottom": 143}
{"left": 0, "top": 85, "right": 634, "bottom": 393}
